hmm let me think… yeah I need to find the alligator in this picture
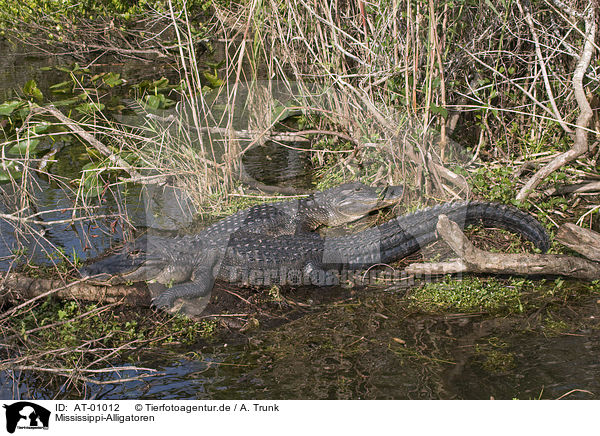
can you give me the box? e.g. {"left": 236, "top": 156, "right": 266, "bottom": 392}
{"left": 81, "top": 182, "right": 404, "bottom": 283}
{"left": 82, "top": 199, "right": 549, "bottom": 313}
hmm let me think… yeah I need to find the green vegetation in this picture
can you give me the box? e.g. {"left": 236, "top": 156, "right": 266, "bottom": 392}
{"left": 409, "top": 277, "right": 525, "bottom": 314}
{"left": 410, "top": 276, "right": 600, "bottom": 316}
{"left": 0, "top": 0, "right": 212, "bottom": 30}
{"left": 5, "top": 298, "right": 216, "bottom": 368}
{"left": 476, "top": 343, "right": 517, "bottom": 375}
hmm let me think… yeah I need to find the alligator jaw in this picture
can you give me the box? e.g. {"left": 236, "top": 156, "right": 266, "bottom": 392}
{"left": 378, "top": 184, "right": 404, "bottom": 207}
{"left": 80, "top": 254, "right": 167, "bottom": 285}
{"left": 331, "top": 183, "right": 404, "bottom": 225}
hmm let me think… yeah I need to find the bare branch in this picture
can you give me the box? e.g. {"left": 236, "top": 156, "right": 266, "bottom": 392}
{"left": 556, "top": 223, "right": 600, "bottom": 262}
{"left": 30, "top": 105, "right": 163, "bottom": 184}
{"left": 516, "top": 0, "right": 572, "bottom": 134}
{"left": 405, "top": 215, "right": 600, "bottom": 279}
{"left": 516, "top": 6, "right": 597, "bottom": 201}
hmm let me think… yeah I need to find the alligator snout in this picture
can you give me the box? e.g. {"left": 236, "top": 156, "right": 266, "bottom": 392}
{"left": 379, "top": 184, "right": 404, "bottom": 204}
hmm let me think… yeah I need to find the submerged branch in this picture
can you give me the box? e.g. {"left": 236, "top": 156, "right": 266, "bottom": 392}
{"left": 31, "top": 105, "right": 165, "bottom": 185}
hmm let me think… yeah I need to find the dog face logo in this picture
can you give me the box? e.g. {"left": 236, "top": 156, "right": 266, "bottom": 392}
{"left": 3, "top": 402, "right": 50, "bottom": 433}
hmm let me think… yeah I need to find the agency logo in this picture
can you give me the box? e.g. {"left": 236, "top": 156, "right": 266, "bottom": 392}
{"left": 2, "top": 402, "right": 50, "bottom": 433}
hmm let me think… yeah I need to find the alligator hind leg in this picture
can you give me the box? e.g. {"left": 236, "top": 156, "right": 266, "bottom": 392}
{"left": 151, "top": 265, "right": 215, "bottom": 311}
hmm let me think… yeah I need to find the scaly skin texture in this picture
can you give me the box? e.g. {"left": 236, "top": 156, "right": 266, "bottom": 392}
{"left": 89, "top": 201, "right": 549, "bottom": 311}
{"left": 80, "top": 182, "right": 404, "bottom": 290}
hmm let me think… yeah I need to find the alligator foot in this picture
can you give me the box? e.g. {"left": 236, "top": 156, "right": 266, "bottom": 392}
{"left": 151, "top": 266, "right": 215, "bottom": 312}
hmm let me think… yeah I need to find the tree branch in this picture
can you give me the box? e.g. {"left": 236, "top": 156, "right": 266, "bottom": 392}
{"left": 404, "top": 215, "right": 600, "bottom": 279}
{"left": 516, "top": 5, "right": 597, "bottom": 201}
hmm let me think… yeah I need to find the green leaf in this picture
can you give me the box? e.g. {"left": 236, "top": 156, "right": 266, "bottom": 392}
{"left": 49, "top": 80, "right": 74, "bottom": 94}
{"left": 103, "top": 72, "right": 124, "bottom": 87}
{"left": 9, "top": 138, "right": 40, "bottom": 155}
{"left": 151, "top": 77, "right": 170, "bottom": 91}
{"left": 430, "top": 105, "right": 448, "bottom": 118}
{"left": 75, "top": 102, "right": 105, "bottom": 114}
{"left": 0, "top": 161, "right": 23, "bottom": 182}
{"left": 82, "top": 162, "right": 102, "bottom": 171}
{"left": 204, "top": 60, "right": 225, "bottom": 70}
{"left": 32, "top": 122, "right": 50, "bottom": 134}
{"left": 144, "top": 95, "right": 162, "bottom": 110}
{"left": 81, "top": 172, "right": 103, "bottom": 198}
{"left": 23, "top": 79, "right": 43, "bottom": 101}
{"left": 202, "top": 71, "right": 224, "bottom": 88}
{"left": 143, "top": 94, "right": 175, "bottom": 110}
{"left": 131, "top": 77, "right": 171, "bottom": 92}
{"left": 0, "top": 100, "right": 24, "bottom": 116}
{"left": 90, "top": 73, "right": 104, "bottom": 82}
{"left": 52, "top": 97, "right": 82, "bottom": 107}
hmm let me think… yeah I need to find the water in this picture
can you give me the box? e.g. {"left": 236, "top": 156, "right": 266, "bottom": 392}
{"left": 3, "top": 292, "right": 596, "bottom": 400}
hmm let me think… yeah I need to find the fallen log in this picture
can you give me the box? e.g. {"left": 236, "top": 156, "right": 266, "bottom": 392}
{"left": 0, "top": 274, "right": 152, "bottom": 307}
{"left": 404, "top": 215, "right": 600, "bottom": 279}
{"left": 555, "top": 223, "right": 600, "bottom": 262}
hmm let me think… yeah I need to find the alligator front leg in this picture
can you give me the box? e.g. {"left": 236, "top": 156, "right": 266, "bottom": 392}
{"left": 151, "top": 265, "right": 215, "bottom": 311}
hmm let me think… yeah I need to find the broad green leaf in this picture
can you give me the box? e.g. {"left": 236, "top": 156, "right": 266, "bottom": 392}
{"left": 49, "top": 80, "right": 74, "bottom": 94}
{"left": 31, "top": 122, "right": 50, "bottom": 134}
{"left": 0, "top": 100, "right": 24, "bottom": 116}
{"left": 81, "top": 173, "right": 103, "bottom": 198}
{"left": 202, "top": 71, "right": 224, "bottom": 88}
{"left": 9, "top": 138, "right": 40, "bottom": 154}
{"left": 107, "top": 104, "right": 126, "bottom": 112}
{"left": 151, "top": 77, "right": 170, "bottom": 91}
{"left": 144, "top": 94, "right": 174, "bottom": 110}
{"left": 204, "top": 60, "right": 225, "bottom": 70}
{"left": 75, "top": 102, "right": 105, "bottom": 114}
{"left": 0, "top": 161, "right": 23, "bottom": 182}
{"left": 23, "top": 80, "right": 43, "bottom": 101}
{"left": 56, "top": 63, "right": 89, "bottom": 74}
{"left": 144, "top": 95, "right": 162, "bottom": 110}
{"left": 52, "top": 97, "right": 81, "bottom": 107}
{"left": 430, "top": 105, "right": 448, "bottom": 118}
{"left": 131, "top": 77, "right": 171, "bottom": 92}
{"left": 103, "top": 72, "right": 124, "bottom": 87}
{"left": 82, "top": 162, "right": 103, "bottom": 171}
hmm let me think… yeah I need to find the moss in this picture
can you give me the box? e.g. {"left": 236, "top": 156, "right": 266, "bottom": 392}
{"left": 480, "top": 350, "right": 517, "bottom": 374}
{"left": 409, "top": 276, "right": 524, "bottom": 314}
{"left": 542, "top": 318, "right": 570, "bottom": 337}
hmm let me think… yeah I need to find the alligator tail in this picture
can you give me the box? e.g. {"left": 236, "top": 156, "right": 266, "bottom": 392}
{"left": 378, "top": 201, "right": 550, "bottom": 264}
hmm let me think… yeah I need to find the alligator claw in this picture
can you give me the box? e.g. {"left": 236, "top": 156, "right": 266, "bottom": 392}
{"left": 151, "top": 292, "right": 176, "bottom": 309}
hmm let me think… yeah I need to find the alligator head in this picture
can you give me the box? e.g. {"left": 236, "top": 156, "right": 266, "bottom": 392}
{"left": 79, "top": 245, "right": 168, "bottom": 285}
{"left": 309, "top": 182, "right": 404, "bottom": 227}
